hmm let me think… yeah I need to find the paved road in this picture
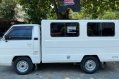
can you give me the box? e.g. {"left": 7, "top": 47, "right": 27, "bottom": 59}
{"left": 0, "top": 62, "right": 119, "bottom": 79}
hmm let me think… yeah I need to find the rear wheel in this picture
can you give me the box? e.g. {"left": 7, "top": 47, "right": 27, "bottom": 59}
{"left": 80, "top": 56, "right": 100, "bottom": 74}
{"left": 13, "top": 57, "right": 33, "bottom": 75}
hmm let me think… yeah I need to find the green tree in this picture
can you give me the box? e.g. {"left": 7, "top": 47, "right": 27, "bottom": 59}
{"left": 16, "top": 0, "right": 119, "bottom": 22}
{"left": 19, "top": 0, "right": 56, "bottom": 23}
{"left": 98, "top": 10, "right": 119, "bottom": 19}
{"left": 79, "top": 0, "right": 119, "bottom": 19}
{"left": 0, "top": 0, "right": 17, "bottom": 19}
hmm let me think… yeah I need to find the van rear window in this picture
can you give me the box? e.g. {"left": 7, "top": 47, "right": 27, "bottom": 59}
{"left": 87, "top": 22, "right": 115, "bottom": 37}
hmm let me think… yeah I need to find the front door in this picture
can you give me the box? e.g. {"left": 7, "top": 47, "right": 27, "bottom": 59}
{"left": 0, "top": 26, "right": 33, "bottom": 65}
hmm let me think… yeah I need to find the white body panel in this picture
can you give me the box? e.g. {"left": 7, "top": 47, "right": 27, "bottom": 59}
{"left": 0, "top": 20, "right": 119, "bottom": 66}
{"left": 0, "top": 24, "right": 41, "bottom": 66}
{"left": 41, "top": 20, "right": 119, "bottom": 63}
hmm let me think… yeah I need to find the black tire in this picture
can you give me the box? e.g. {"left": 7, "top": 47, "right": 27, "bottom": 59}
{"left": 80, "top": 56, "right": 100, "bottom": 74}
{"left": 32, "top": 64, "right": 36, "bottom": 71}
{"left": 13, "top": 57, "right": 33, "bottom": 75}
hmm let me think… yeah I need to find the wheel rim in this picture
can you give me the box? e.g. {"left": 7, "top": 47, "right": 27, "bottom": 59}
{"left": 16, "top": 60, "right": 29, "bottom": 73}
{"left": 85, "top": 60, "right": 96, "bottom": 72}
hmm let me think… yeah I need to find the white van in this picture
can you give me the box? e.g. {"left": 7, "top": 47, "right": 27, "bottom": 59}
{"left": 0, "top": 20, "right": 119, "bottom": 75}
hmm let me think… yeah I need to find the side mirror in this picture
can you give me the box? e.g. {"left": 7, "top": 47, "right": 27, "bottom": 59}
{"left": 4, "top": 35, "right": 10, "bottom": 41}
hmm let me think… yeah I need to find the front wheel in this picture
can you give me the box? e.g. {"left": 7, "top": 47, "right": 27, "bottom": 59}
{"left": 80, "top": 56, "right": 100, "bottom": 74}
{"left": 13, "top": 57, "right": 33, "bottom": 75}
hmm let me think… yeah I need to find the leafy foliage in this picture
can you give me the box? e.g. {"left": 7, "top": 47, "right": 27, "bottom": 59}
{"left": 0, "top": 0, "right": 119, "bottom": 22}
{"left": 77, "top": 0, "right": 119, "bottom": 19}
{"left": 0, "top": 0, "right": 17, "bottom": 19}
{"left": 19, "top": 0, "right": 55, "bottom": 23}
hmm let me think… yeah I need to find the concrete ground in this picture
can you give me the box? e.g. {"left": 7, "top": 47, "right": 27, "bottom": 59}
{"left": 0, "top": 62, "right": 119, "bottom": 79}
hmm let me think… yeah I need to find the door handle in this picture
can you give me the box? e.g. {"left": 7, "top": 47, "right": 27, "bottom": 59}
{"left": 34, "top": 38, "right": 38, "bottom": 40}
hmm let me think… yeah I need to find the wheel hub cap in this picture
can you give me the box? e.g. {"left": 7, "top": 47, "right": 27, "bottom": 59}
{"left": 85, "top": 60, "right": 96, "bottom": 71}
{"left": 17, "top": 61, "right": 29, "bottom": 73}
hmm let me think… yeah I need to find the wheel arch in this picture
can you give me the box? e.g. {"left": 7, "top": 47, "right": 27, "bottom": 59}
{"left": 81, "top": 55, "right": 101, "bottom": 62}
{"left": 12, "top": 56, "right": 32, "bottom": 63}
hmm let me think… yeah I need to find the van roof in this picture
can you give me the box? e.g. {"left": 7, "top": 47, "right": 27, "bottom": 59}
{"left": 13, "top": 24, "right": 40, "bottom": 26}
{"left": 42, "top": 20, "right": 119, "bottom": 22}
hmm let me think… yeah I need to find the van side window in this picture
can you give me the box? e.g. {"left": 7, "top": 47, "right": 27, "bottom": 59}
{"left": 87, "top": 22, "right": 115, "bottom": 37}
{"left": 51, "top": 22, "right": 79, "bottom": 37}
{"left": 6, "top": 26, "right": 33, "bottom": 40}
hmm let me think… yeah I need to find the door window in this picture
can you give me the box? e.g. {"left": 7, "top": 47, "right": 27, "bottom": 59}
{"left": 6, "top": 26, "right": 33, "bottom": 40}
